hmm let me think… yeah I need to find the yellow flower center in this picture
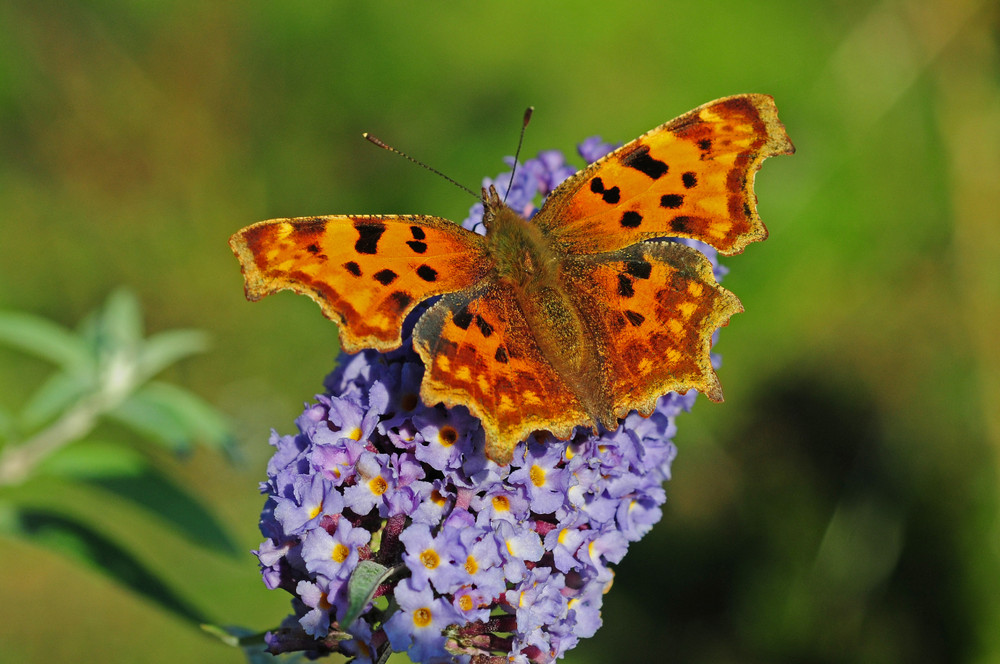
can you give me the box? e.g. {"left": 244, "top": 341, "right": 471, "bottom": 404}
{"left": 413, "top": 607, "right": 433, "bottom": 628}
{"left": 465, "top": 555, "right": 478, "bottom": 575}
{"left": 430, "top": 489, "right": 447, "bottom": 506}
{"left": 420, "top": 549, "right": 440, "bottom": 570}
{"left": 332, "top": 543, "right": 350, "bottom": 563}
{"left": 458, "top": 594, "right": 474, "bottom": 611}
{"left": 529, "top": 464, "right": 546, "bottom": 487}
{"left": 308, "top": 502, "right": 323, "bottom": 520}
{"left": 368, "top": 476, "right": 388, "bottom": 495}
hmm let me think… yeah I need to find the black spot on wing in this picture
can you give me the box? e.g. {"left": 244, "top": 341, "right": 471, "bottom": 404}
{"left": 494, "top": 347, "right": 509, "bottom": 364}
{"left": 406, "top": 240, "right": 428, "bottom": 254}
{"left": 452, "top": 307, "right": 473, "bottom": 330}
{"left": 620, "top": 211, "right": 643, "bottom": 228}
{"left": 475, "top": 315, "right": 494, "bottom": 338}
{"left": 389, "top": 291, "right": 412, "bottom": 312}
{"left": 671, "top": 216, "right": 696, "bottom": 233}
{"left": 660, "top": 194, "right": 683, "bottom": 209}
{"left": 344, "top": 261, "right": 362, "bottom": 277}
{"left": 682, "top": 172, "right": 698, "bottom": 189}
{"left": 307, "top": 244, "right": 320, "bottom": 254}
{"left": 698, "top": 139, "right": 712, "bottom": 151}
{"left": 416, "top": 265, "right": 438, "bottom": 282}
{"left": 625, "top": 260, "right": 652, "bottom": 279}
{"left": 354, "top": 222, "right": 386, "bottom": 254}
{"left": 624, "top": 310, "right": 646, "bottom": 327}
{"left": 620, "top": 144, "right": 668, "bottom": 179}
{"left": 373, "top": 269, "right": 398, "bottom": 286}
{"left": 590, "top": 177, "right": 621, "bottom": 204}
{"left": 410, "top": 226, "right": 426, "bottom": 240}
{"left": 617, "top": 273, "right": 634, "bottom": 298}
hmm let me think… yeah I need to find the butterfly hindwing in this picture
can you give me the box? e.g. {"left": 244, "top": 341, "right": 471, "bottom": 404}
{"left": 230, "top": 215, "right": 491, "bottom": 352}
{"left": 537, "top": 94, "right": 794, "bottom": 256}
{"left": 413, "top": 282, "right": 590, "bottom": 464}
{"left": 563, "top": 240, "right": 742, "bottom": 418}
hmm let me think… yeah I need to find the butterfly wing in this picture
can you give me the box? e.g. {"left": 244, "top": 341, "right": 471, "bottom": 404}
{"left": 536, "top": 94, "right": 794, "bottom": 256}
{"left": 563, "top": 240, "right": 742, "bottom": 417}
{"left": 230, "top": 215, "right": 491, "bottom": 352}
{"left": 413, "top": 281, "right": 591, "bottom": 464}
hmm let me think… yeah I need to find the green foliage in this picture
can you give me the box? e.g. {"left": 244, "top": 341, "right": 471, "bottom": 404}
{"left": 341, "top": 561, "right": 401, "bottom": 630}
{"left": 0, "top": 290, "right": 238, "bottom": 625}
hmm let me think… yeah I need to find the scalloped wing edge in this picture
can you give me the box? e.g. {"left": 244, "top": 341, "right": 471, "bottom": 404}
{"left": 229, "top": 220, "right": 407, "bottom": 353}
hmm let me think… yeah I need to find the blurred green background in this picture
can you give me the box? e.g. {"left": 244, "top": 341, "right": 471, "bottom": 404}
{"left": 2, "top": 0, "right": 998, "bottom": 662}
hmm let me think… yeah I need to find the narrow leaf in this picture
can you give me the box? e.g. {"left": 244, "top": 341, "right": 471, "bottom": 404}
{"left": 20, "top": 371, "right": 95, "bottom": 431}
{"left": 202, "top": 625, "right": 306, "bottom": 663}
{"left": 341, "top": 560, "right": 397, "bottom": 628}
{"left": 201, "top": 624, "right": 268, "bottom": 648}
{"left": 107, "top": 388, "right": 196, "bottom": 453}
{"left": 36, "top": 440, "right": 148, "bottom": 479}
{"left": 136, "top": 329, "right": 210, "bottom": 381}
{"left": 0, "top": 310, "right": 91, "bottom": 372}
{"left": 99, "top": 289, "right": 144, "bottom": 352}
{"left": 7, "top": 507, "right": 209, "bottom": 625}
{"left": 128, "top": 382, "right": 234, "bottom": 451}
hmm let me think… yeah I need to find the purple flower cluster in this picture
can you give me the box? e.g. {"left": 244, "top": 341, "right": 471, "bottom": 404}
{"left": 254, "top": 139, "right": 723, "bottom": 663}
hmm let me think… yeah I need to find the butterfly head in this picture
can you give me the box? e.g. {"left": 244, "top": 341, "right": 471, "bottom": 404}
{"left": 480, "top": 184, "right": 506, "bottom": 234}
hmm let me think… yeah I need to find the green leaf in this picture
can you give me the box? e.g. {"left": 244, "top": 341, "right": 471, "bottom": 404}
{"left": 0, "top": 310, "right": 91, "bottom": 372}
{"left": 202, "top": 624, "right": 267, "bottom": 648}
{"left": 105, "top": 397, "right": 191, "bottom": 452}
{"left": 85, "top": 467, "right": 240, "bottom": 556}
{"left": 36, "top": 441, "right": 148, "bottom": 479}
{"left": 107, "top": 383, "right": 222, "bottom": 452}
{"left": 2, "top": 506, "right": 209, "bottom": 626}
{"left": 341, "top": 560, "right": 399, "bottom": 629}
{"left": 98, "top": 288, "right": 144, "bottom": 353}
{"left": 136, "top": 329, "right": 209, "bottom": 381}
{"left": 19, "top": 370, "right": 95, "bottom": 431}
{"left": 117, "top": 381, "right": 234, "bottom": 452}
{"left": 201, "top": 625, "right": 307, "bottom": 663}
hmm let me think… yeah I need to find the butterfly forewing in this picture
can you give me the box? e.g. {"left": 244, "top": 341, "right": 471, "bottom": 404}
{"left": 230, "top": 215, "right": 491, "bottom": 352}
{"left": 537, "top": 94, "right": 794, "bottom": 256}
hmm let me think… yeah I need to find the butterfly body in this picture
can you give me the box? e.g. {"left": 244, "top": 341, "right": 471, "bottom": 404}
{"left": 477, "top": 187, "right": 612, "bottom": 429}
{"left": 231, "top": 94, "right": 794, "bottom": 464}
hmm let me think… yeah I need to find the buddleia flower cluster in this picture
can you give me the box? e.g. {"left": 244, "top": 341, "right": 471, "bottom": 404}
{"left": 255, "top": 138, "right": 724, "bottom": 663}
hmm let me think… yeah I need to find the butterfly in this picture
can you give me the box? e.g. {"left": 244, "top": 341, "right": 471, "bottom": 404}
{"left": 230, "top": 94, "right": 794, "bottom": 465}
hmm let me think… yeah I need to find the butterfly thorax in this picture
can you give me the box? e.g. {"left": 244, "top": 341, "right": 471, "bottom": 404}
{"left": 482, "top": 189, "right": 614, "bottom": 430}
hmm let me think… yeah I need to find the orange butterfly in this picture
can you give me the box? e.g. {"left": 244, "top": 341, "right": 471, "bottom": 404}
{"left": 230, "top": 94, "right": 794, "bottom": 464}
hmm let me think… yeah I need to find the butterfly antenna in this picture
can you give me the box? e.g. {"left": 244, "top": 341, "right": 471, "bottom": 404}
{"left": 363, "top": 133, "right": 478, "bottom": 200}
{"left": 504, "top": 106, "right": 534, "bottom": 204}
